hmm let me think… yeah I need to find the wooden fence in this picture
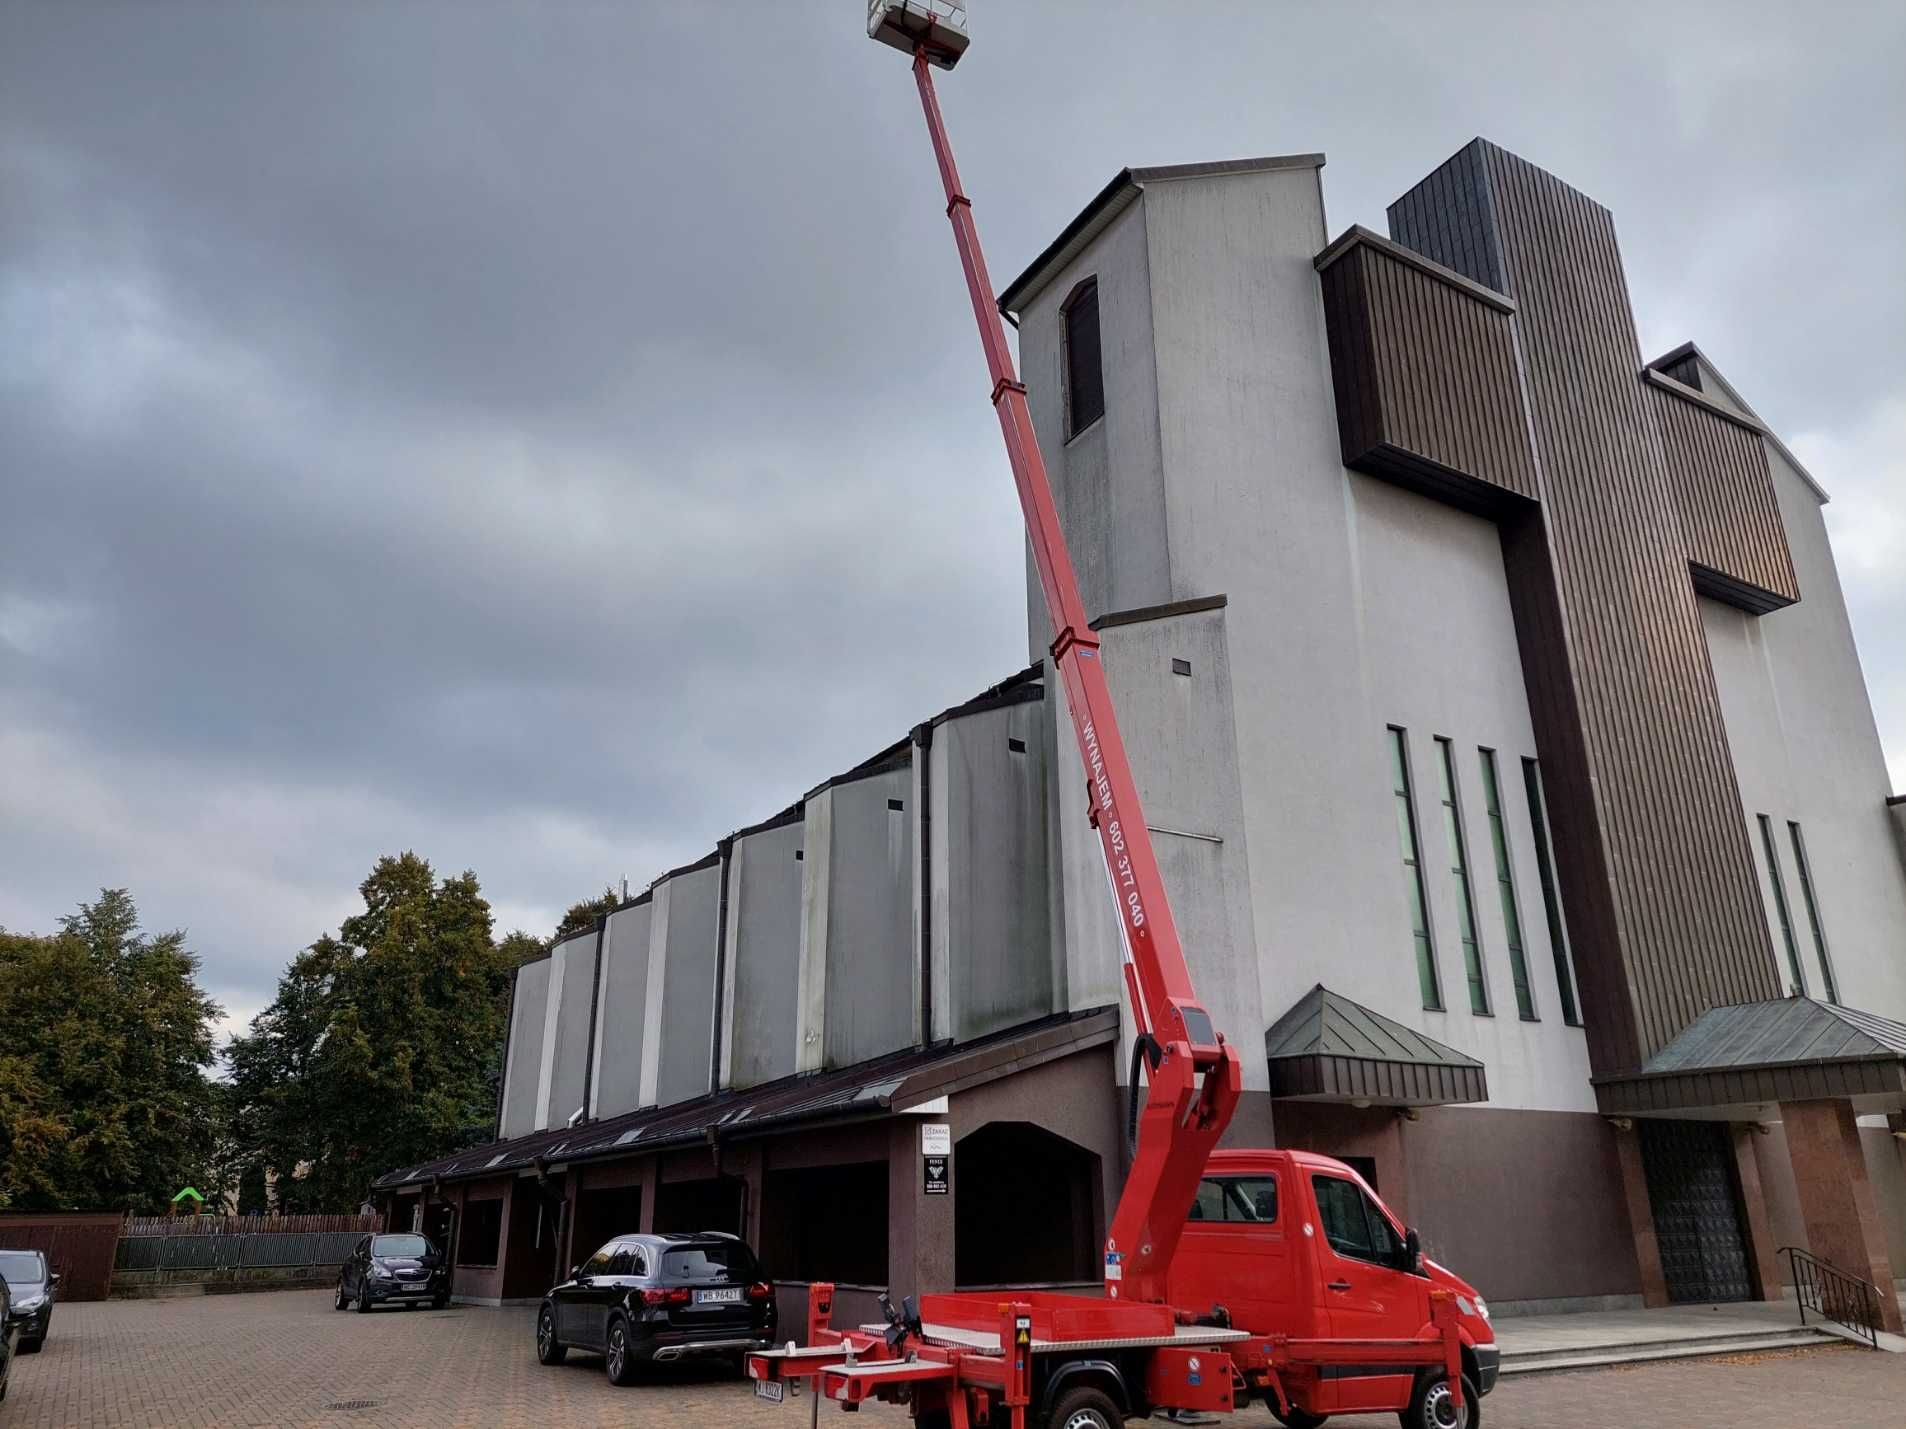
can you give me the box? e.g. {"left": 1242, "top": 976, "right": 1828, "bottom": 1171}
{"left": 0, "top": 1213, "right": 125, "bottom": 1301}
{"left": 121, "top": 1212, "right": 380, "bottom": 1238}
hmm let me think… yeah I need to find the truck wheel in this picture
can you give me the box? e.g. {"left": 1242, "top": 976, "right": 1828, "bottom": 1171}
{"left": 1402, "top": 1373, "right": 1481, "bottom": 1429}
{"left": 1047, "top": 1384, "right": 1123, "bottom": 1429}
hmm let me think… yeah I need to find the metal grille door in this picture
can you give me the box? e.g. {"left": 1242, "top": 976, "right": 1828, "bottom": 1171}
{"left": 1639, "top": 1120, "right": 1751, "bottom": 1304}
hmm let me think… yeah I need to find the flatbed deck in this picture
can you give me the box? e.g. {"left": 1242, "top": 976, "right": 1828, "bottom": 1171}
{"left": 858, "top": 1320, "right": 1255, "bottom": 1355}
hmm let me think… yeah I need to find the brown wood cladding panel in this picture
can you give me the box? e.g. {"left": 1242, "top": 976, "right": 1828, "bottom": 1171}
{"left": 1650, "top": 385, "right": 1798, "bottom": 612}
{"left": 1319, "top": 242, "right": 1537, "bottom": 506}
{"left": 1468, "top": 141, "right": 1780, "bottom": 1070}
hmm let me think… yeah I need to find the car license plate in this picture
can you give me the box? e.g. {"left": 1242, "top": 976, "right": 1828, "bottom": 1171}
{"left": 697, "top": 1287, "right": 743, "bottom": 1305}
{"left": 754, "top": 1379, "right": 784, "bottom": 1403}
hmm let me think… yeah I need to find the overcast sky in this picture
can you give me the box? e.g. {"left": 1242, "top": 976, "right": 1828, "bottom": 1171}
{"left": 3, "top": 2, "right": 1901, "bottom": 1040}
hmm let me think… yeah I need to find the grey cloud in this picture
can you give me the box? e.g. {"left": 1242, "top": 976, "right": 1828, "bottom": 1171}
{"left": 2, "top": 1, "right": 1900, "bottom": 1028}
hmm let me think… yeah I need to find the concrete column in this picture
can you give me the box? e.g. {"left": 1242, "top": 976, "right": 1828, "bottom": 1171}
{"left": 1611, "top": 1125, "right": 1670, "bottom": 1309}
{"left": 1729, "top": 1125, "right": 1783, "bottom": 1301}
{"left": 636, "top": 1158, "right": 659, "bottom": 1235}
{"left": 1780, "top": 1099, "right": 1904, "bottom": 1331}
{"left": 887, "top": 1118, "right": 955, "bottom": 1302}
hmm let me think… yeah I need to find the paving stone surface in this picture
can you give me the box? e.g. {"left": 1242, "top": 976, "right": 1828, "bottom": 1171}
{"left": 2, "top": 1289, "right": 1901, "bottom": 1426}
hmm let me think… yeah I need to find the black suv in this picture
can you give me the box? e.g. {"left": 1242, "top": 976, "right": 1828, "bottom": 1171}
{"left": 536, "top": 1232, "right": 775, "bottom": 1385}
{"left": 0, "top": 1251, "right": 57, "bottom": 1352}
{"left": 334, "top": 1233, "right": 450, "bottom": 1311}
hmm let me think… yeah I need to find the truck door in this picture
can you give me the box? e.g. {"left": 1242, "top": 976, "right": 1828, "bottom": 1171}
{"left": 1169, "top": 1170, "right": 1306, "bottom": 1336}
{"left": 1308, "top": 1172, "right": 1421, "bottom": 1414}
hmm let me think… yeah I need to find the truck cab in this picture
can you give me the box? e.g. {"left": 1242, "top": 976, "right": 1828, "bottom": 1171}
{"left": 1168, "top": 1149, "right": 1497, "bottom": 1425}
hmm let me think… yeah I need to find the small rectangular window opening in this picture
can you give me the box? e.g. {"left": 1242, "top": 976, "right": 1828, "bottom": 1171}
{"left": 887, "top": 798, "right": 905, "bottom": 812}
{"left": 1007, "top": 736, "right": 1027, "bottom": 753}
{"left": 1063, "top": 278, "right": 1105, "bottom": 438}
{"left": 1171, "top": 658, "right": 1193, "bottom": 677}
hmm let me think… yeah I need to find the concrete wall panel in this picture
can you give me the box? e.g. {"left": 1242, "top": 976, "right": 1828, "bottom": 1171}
{"left": 810, "top": 766, "right": 915, "bottom": 1069}
{"left": 499, "top": 957, "right": 550, "bottom": 1140}
{"left": 646, "top": 862, "right": 721, "bottom": 1108}
{"left": 538, "top": 932, "right": 598, "bottom": 1132}
{"left": 725, "top": 820, "right": 805, "bottom": 1089}
{"left": 590, "top": 901, "right": 652, "bottom": 1120}
{"left": 931, "top": 698, "right": 1054, "bottom": 1043}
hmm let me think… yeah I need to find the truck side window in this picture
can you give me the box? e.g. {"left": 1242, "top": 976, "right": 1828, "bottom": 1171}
{"left": 1191, "top": 1175, "right": 1277, "bottom": 1223}
{"left": 1312, "top": 1175, "right": 1405, "bottom": 1265}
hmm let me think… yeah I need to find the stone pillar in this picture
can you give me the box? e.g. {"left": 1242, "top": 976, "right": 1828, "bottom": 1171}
{"left": 635, "top": 1157, "right": 659, "bottom": 1235}
{"left": 1729, "top": 1125, "right": 1782, "bottom": 1301}
{"left": 1611, "top": 1124, "right": 1669, "bottom": 1308}
{"left": 1780, "top": 1099, "right": 1904, "bottom": 1332}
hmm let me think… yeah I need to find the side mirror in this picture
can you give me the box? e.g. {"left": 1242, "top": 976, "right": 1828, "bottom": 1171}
{"left": 1404, "top": 1228, "right": 1424, "bottom": 1275}
{"left": 48, "top": 1273, "right": 62, "bottom": 1289}
{"left": 569, "top": 1265, "right": 584, "bottom": 1282}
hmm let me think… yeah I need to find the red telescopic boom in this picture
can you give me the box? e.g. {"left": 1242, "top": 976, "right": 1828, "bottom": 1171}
{"left": 906, "top": 49, "right": 1241, "bottom": 1304}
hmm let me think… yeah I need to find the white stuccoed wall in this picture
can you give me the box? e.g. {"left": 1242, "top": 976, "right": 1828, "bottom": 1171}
{"left": 536, "top": 931, "right": 598, "bottom": 1131}
{"left": 721, "top": 817, "right": 805, "bottom": 1090}
{"left": 1703, "top": 443, "right": 1906, "bottom": 1022}
{"left": 1017, "top": 162, "right": 1596, "bottom": 1112}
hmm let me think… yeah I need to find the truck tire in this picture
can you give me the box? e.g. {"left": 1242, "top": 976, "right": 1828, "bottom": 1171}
{"left": 1046, "top": 1384, "right": 1123, "bottom": 1429}
{"left": 1401, "top": 1372, "right": 1481, "bottom": 1429}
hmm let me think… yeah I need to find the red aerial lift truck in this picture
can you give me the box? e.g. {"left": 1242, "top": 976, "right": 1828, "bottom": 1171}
{"left": 747, "top": 7, "right": 1495, "bottom": 1427}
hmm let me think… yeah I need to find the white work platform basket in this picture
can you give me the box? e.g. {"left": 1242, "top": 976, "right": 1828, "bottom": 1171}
{"left": 868, "top": 0, "right": 970, "bottom": 69}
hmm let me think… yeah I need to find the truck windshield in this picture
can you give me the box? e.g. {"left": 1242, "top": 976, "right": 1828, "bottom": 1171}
{"left": 660, "top": 1242, "right": 758, "bottom": 1284}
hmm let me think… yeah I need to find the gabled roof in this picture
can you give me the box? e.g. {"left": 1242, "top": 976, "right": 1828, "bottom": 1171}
{"left": 1264, "top": 985, "right": 1486, "bottom": 1106}
{"left": 1644, "top": 340, "right": 1829, "bottom": 504}
{"left": 374, "top": 1004, "right": 1117, "bottom": 1190}
{"left": 998, "top": 154, "right": 1326, "bottom": 317}
{"left": 1595, "top": 997, "right": 1906, "bottom": 1115}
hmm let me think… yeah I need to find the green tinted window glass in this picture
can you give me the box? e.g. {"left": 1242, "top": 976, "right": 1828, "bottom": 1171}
{"left": 1388, "top": 728, "right": 1442, "bottom": 1011}
{"left": 1480, "top": 750, "right": 1536, "bottom": 1019}
{"left": 1436, "top": 738, "right": 1490, "bottom": 1015}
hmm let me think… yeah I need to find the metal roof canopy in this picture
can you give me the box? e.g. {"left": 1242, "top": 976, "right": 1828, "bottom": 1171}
{"left": 1594, "top": 997, "right": 1906, "bottom": 1117}
{"left": 1263, "top": 984, "right": 1487, "bottom": 1107}
{"left": 374, "top": 1004, "right": 1118, "bottom": 1190}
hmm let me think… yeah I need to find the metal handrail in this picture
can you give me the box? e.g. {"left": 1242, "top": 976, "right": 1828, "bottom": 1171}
{"left": 1781, "top": 1245, "right": 1881, "bottom": 1349}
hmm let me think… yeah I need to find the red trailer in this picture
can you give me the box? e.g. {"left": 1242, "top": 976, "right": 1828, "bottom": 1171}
{"left": 746, "top": 8, "right": 1491, "bottom": 1426}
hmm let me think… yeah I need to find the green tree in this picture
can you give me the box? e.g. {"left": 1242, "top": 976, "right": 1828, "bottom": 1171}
{"left": 228, "top": 853, "right": 517, "bottom": 1212}
{"left": 554, "top": 886, "right": 620, "bottom": 942}
{"left": 0, "top": 891, "right": 223, "bottom": 1212}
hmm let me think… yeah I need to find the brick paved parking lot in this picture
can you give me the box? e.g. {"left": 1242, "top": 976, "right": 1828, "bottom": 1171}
{"left": 3, "top": 1290, "right": 1902, "bottom": 1427}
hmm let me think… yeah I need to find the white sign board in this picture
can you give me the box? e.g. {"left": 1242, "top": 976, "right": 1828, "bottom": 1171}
{"left": 921, "top": 1123, "right": 952, "bottom": 1156}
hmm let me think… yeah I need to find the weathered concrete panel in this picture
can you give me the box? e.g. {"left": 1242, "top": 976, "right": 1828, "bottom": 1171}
{"left": 590, "top": 900, "right": 652, "bottom": 1120}
{"left": 498, "top": 956, "right": 550, "bottom": 1140}
{"left": 931, "top": 697, "right": 1054, "bottom": 1042}
{"left": 805, "top": 765, "right": 915, "bottom": 1070}
{"left": 538, "top": 931, "right": 598, "bottom": 1132}
{"left": 723, "top": 819, "right": 805, "bottom": 1089}
{"left": 646, "top": 861, "right": 721, "bottom": 1108}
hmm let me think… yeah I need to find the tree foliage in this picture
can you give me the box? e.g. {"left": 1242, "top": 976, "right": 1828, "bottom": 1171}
{"left": 554, "top": 886, "right": 620, "bottom": 942}
{"left": 0, "top": 890, "right": 223, "bottom": 1212}
{"left": 227, "top": 852, "right": 516, "bottom": 1212}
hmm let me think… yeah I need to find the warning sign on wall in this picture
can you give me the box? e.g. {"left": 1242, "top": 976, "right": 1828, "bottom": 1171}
{"left": 923, "top": 1155, "right": 949, "bottom": 1195}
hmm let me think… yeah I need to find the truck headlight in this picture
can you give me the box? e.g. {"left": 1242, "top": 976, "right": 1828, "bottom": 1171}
{"left": 1474, "top": 1296, "right": 1490, "bottom": 1321}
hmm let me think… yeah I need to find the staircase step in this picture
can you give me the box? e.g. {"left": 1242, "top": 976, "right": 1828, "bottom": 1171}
{"left": 1499, "top": 1328, "right": 1834, "bottom": 1376}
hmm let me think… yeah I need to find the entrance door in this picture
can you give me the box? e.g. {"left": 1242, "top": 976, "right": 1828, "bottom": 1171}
{"left": 1639, "top": 1120, "right": 1752, "bottom": 1304}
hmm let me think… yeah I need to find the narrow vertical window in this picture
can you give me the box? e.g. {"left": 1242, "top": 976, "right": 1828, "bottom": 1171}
{"left": 1521, "top": 759, "right": 1581, "bottom": 1026}
{"left": 1434, "top": 738, "right": 1490, "bottom": 1015}
{"left": 1756, "top": 814, "right": 1808, "bottom": 996}
{"left": 1786, "top": 822, "right": 1838, "bottom": 1004}
{"left": 1062, "top": 278, "right": 1104, "bottom": 437}
{"left": 1479, "top": 750, "right": 1536, "bottom": 1019}
{"left": 1387, "top": 728, "right": 1442, "bottom": 1011}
